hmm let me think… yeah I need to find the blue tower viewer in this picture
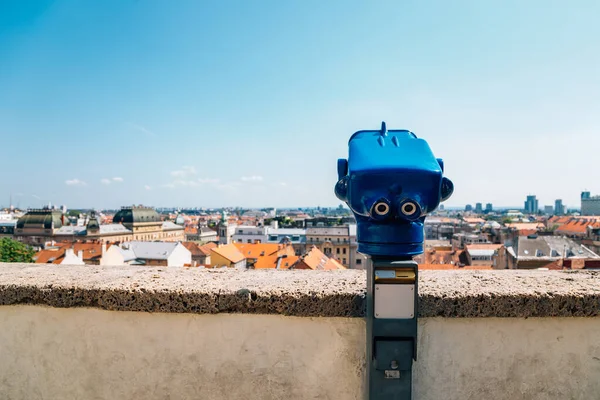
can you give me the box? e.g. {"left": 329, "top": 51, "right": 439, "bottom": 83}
{"left": 335, "top": 122, "right": 453, "bottom": 400}
{"left": 335, "top": 121, "right": 453, "bottom": 258}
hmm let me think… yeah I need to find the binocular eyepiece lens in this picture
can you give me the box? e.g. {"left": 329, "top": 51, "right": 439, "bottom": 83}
{"left": 374, "top": 202, "right": 390, "bottom": 216}
{"left": 401, "top": 202, "right": 417, "bottom": 216}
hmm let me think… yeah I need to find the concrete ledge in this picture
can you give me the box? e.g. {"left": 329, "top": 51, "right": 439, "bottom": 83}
{"left": 0, "top": 263, "right": 599, "bottom": 317}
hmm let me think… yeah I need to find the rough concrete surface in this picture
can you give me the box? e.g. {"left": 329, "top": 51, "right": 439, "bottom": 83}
{"left": 0, "top": 263, "right": 599, "bottom": 317}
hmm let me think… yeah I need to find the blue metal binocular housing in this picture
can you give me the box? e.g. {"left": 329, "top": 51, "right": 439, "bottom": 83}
{"left": 335, "top": 122, "right": 453, "bottom": 257}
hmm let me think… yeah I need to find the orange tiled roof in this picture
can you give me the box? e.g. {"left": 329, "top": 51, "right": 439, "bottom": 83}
{"left": 506, "top": 223, "right": 543, "bottom": 230}
{"left": 198, "top": 242, "right": 217, "bottom": 256}
{"left": 182, "top": 242, "right": 204, "bottom": 256}
{"left": 556, "top": 219, "right": 599, "bottom": 235}
{"left": 34, "top": 249, "right": 65, "bottom": 264}
{"left": 254, "top": 254, "right": 299, "bottom": 269}
{"left": 465, "top": 244, "right": 503, "bottom": 251}
{"left": 35, "top": 242, "right": 105, "bottom": 264}
{"left": 295, "top": 246, "right": 346, "bottom": 270}
{"left": 423, "top": 249, "right": 455, "bottom": 265}
{"left": 211, "top": 244, "right": 245, "bottom": 264}
{"left": 463, "top": 217, "right": 485, "bottom": 224}
{"left": 234, "top": 243, "right": 282, "bottom": 259}
{"left": 233, "top": 243, "right": 297, "bottom": 269}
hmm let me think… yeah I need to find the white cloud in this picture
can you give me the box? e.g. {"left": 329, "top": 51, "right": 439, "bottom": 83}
{"left": 163, "top": 179, "right": 199, "bottom": 189}
{"left": 65, "top": 179, "right": 87, "bottom": 186}
{"left": 171, "top": 166, "right": 197, "bottom": 177}
{"left": 145, "top": 185, "right": 152, "bottom": 190}
{"left": 100, "top": 178, "right": 111, "bottom": 185}
{"left": 198, "top": 178, "right": 220, "bottom": 184}
{"left": 112, "top": 177, "right": 124, "bottom": 182}
{"left": 163, "top": 169, "right": 221, "bottom": 189}
{"left": 241, "top": 175, "right": 264, "bottom": 182}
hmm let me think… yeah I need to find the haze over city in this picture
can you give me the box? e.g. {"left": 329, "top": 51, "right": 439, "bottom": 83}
{"left": 2, "top": 0, "right": 599, "bottom": 209}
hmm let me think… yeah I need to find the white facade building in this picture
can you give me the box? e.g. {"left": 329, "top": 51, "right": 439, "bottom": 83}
{"left": 101, "top": 242, "right": 191, "bottom": 267}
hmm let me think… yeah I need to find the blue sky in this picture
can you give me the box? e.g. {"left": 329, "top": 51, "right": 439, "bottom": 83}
{"left": 1, "top": 0, "right": 599, "bottom": 210}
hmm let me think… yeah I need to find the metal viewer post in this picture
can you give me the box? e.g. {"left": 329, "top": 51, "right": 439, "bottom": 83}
{"left": 335, "top": 122, "right": 453, "bottom": 399}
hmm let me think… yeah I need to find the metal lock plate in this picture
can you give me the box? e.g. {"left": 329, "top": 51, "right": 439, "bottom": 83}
{"left": 375, "top": 340, "right": 414, "bottom": 371}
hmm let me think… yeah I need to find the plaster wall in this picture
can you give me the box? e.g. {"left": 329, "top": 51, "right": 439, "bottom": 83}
{"left": 1, "top": 306, "right": 599, "bottom": 400}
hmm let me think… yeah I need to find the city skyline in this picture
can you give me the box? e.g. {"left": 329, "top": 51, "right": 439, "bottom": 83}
{"left": 2, "top": 1, "right": 600, "bottom": 208}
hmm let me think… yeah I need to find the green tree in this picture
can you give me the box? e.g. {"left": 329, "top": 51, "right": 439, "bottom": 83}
{"left": 0, "top": 238, "right": 36, "bottom": 263}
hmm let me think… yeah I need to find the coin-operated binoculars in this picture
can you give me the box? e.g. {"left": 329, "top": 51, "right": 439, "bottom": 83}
{"left": 335, "top": 122, "right": 453, "bottom": 399}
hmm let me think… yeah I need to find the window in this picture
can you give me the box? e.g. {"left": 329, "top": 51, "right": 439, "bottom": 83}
{"left": 292, "top": 235, "right": 300, "bottom": 241}
{"left": 336, "top": 248, "right": 340, "bottom": 254}
{"left": 337, "top": 238, "right": 340, "bottom": 242}
{"left": 356, "top": 259, "right": 362, "bottom": 265}
{"left": 247, "top": 239, "right": 252, "bottom": 243}
{"left": 269, "top": 235, "right": 278, "bottom": 241}
{"left": 343, "top": 248, "right": 346, "bottom": 254}
{"left": 238, "top": 230, "right": 243, "bottom": 234}
{"left": 343, "top": 258, "right": 347, "bottom": 265}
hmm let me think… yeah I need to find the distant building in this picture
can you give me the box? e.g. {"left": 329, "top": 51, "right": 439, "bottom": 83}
{"left": 14, "top": 209, "right": 67, "bottom": 247}
{"left": 554, "top": 199, "right": 564, "bottom": 216}
{"left": 0, "top": 220, "right": 16, "bottom": 239}
{"left": 452, "top": 233, "right": 490, "bottom": 250}
{"left": 424, "top": 217, "right": 461, "bottom": 240}
{"left": 304, "top": 216, "right": 355, "bottom": 227}
{"left": 555, "top": 217, "right": 600, "bottom": 239}
{"left": 217, "top": 212, "right": 236, "bottom": 244}
{"left": 182, "top": 242, "right": 216, "bottom": 266}
{"left": 101, "top": 241, "right": 191, "bottom": 267}
{"left": 231, "top": 224, "right": 306, "bottom": 255}
{"left": 583, "top": 225, "right": 600, "bottom": 255}
{"left": 485, "top": 203, "right": 493, "bottom": 213}
{"left": 501, "top": 235, "right": 600, "bottom": 269}
{"left": 266, "top": 228, "right": 307, "bottom": 255}
{"left": 35, "top": 243, "right": 104, "bottom": 265}
{"left": 234, "top": 243, "right": 298, "bottom": 269}
{"left": 544, "top": 205, "right": 554, "bottom": 215}
{"left": 465, "top": 204, "right": 473, "bottom": 212}
{"left": 210, "top": 244, "right": 246, "bottom": 269}
{"left": 465, "top": 244, "right": 503, "bottom": 267}
{"left": 475, "top": 203, "right": 483, "bottom": 214}
{"left": 14, "top": 206, "right": 184, "bottom": 248}
{"left": 524, "top": 195, "right": 539, "bottom": 214}
{"left": 505, "top": 222, "right": 543, "bottom": 236}
{"left": 185, "top": 225, "right": 218, "bottom": 243}
{"left": 293, "top": 246, "right": 346, "bottom": 270}
{"left": 581, "top": 192, "right": 600, "bottom": 216}
{"left": 306, "top": 224, "right": 365, "bottom": 269}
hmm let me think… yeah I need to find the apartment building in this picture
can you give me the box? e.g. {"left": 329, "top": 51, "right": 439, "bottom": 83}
{"left": 305, "top": 224, "right": 365, "bottom": 269}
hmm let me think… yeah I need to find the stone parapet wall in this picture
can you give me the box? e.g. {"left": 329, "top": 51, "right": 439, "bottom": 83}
{"left": 1, "top": 264, "right": 599, "bottom": 318}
